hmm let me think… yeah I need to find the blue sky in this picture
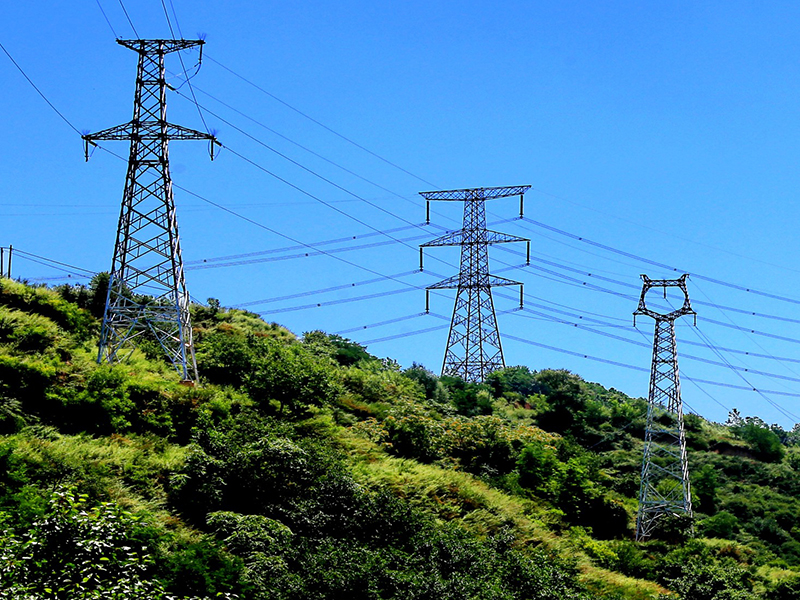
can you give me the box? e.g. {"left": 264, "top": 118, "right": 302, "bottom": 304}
{"left": 4, "top": 1, "right": 800, "bottom": 426}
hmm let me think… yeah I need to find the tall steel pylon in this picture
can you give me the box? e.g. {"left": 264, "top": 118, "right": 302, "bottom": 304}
{"left": 83, "top": 39, "right": 218, "bottom": 382}
{"left": 634, "top": 274, "right": 696, "bottom": 541}
{"left": 419, "top": 186, "right": 530, "bottom": 382}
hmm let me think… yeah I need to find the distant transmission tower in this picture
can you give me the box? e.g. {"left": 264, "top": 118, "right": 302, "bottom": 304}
{"left": 419, "top": 186, "right": 530, "bottom": 382}
{"left": 83, "top": 39, "right": 218, "bottom": 382}
{"left": 634, "top": 274, "right": 695, "bottom": 541}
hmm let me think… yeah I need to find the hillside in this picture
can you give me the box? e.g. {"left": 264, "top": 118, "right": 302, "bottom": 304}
{"left": 2, "top": 277, "right": 800, "bottom": 599}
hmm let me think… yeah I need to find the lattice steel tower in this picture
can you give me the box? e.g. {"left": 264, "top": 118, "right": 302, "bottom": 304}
{"left": 83, "top": 39, "right": 218, "bottom": 382}
{"left": 634, "top": 274, "right": 696, "bottom": 541}
{"left": 419, "top": 186, "right": 530, "bottom": 382}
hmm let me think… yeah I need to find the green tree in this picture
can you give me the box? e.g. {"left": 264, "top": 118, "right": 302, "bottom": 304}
{"left": 517, "top": 441, "right": 558, "bottom": 493}
{"left": 694, "top": 463, "right": 720, "bottom": 514}
{"left": 771, "top": 575, "right": 800, "bottom": 600}
{"left": 735, "top": 421, "right": 785, "bottom": 462}
{"left": 699, "top": 511, "right": 739, "bottom": 539}
{"left": 657, "top": 559, "right": 756, "bottom": 600}
{"left": 0, "top": 487, "right": 237, "bottom": 600}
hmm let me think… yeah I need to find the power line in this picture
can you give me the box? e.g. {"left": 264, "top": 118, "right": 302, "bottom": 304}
{"left": 361, "top": 323, "right": 449, "bottom": 346}
{"left": 12, "top": 249, "right": 97, "bottom": 276}
{"left": 117, "top": 0, "right": 139, "bottom": 38}
{"left": 515, "top": 259, "right": 800, "bottom": 348}
{"left": 13, "top": 254, "right": 93, "bottom": 278}
{"left": 205, "top": 54, "right": 439, "bottom": 188}
{"left": 691, "top": 325, "right": 800, "bottom": 422}
{"left": 161, "top": 0, "right": 210, "bottom": 133}
{"left": 171, "top": 87, "right": 430, "bottom": 234}
{"left": 335, "top": 313, "right": 426, "bottom": 336}
{"left": 167, "top": 0, "right": 185, "bottom": 38}
{"left": 531, "top": 187, "right": 800, "bottom": 278}
{"left": 0, "top": 55, "right": 435, "bottom": 307}
{"left": 501, "top": 333, "right": 800, "bottom": 399}
{"left": 179, "top": 79, "right": 425, "bottom": 212}
{"left": 94, "top": 0, "right": 120, "bottom": 39}
{"left": 216, "top": 143, "right": 460, "bottom": 275}
{"left": 0, "top": 41, "right": 82, "bottom": 135}
{"left": 185, "top": 232, "right": 431, "bottom": 271}
{"left": 171, "top": 182, "right": 444, "bottom": 298}
{"left": 521, "top": 217, "right": 800, "bottom": 306}
{"left": 503, "top": 303, "right": 800, "bottom": 387}
{"left": 503, "top": 245, "right": 800, "bottom": 327}
{"left": 258, "top": 285, "right": 421, "bottom": 316}
{"left": 185, "top": 223, "right": 419, "bottom": 266}
{"left": 233, "top": 270, "right": 417, "bottom": 308}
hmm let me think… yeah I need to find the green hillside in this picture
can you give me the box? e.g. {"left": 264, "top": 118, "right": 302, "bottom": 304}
{"left": 2, "top": 277, "right": 800, "bottom": 599}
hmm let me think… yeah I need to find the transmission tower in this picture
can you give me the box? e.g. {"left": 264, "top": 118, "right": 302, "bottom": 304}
{"left": 83, "top": 39, "right": 218, "bottom": 382}
{"left": 419, "top": 186, "right": 530, "bottom": 382}
{"left": 634, "top": 274, "right": 696, "bottom": 541}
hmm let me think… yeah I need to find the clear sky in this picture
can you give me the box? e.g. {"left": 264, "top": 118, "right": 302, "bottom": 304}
{"left": 4, "top": 1, "right": 800, "bottom": 427}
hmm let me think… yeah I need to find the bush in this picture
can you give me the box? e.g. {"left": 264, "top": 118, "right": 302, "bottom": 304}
{"left": 0, "top": 308, "right": 60, "bottom": 353}
{"left": 656, "top": 558, "right": 757, "bottom": 600}
{"left": 699, "top": 511, "right": 740, "bottom": 539}
{"left": 0, "top": 278, "right": 95, "bottom": 339}
{"left": 734, "top": 422, "right": 785, "bottom": 463}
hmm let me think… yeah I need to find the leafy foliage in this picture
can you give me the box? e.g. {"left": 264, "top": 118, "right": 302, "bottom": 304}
{"left": 4, "top": 281, "right": 800, "bottom": 599}
{"left": 0, "top": 487, "right": 238, "bottom": 600}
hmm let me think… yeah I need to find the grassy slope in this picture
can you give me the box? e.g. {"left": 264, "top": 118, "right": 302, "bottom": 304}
{"left": 3, "top": 278, "right": 800, "bottom": 599}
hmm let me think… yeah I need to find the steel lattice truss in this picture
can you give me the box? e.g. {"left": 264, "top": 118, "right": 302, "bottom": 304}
{"left": 634, "top": 274, "right": 695, "bottom": 541}
{"left": 83, "top": 39, "right": 218, "bottom": 382}
{"left": 420, "top": 186, "right": 530, "bottom": 382}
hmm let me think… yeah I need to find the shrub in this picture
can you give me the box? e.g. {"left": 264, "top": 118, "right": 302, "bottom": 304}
{"left": 0, "top": 487, "right": 232, "bottom": 599}
{"left": 699, "top": 511, "right": 740, "bottom": 539}
{"left": 734, "top": 422, "right": 785, "bottom": 463}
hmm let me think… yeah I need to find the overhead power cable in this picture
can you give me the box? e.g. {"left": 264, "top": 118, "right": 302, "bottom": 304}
{"left": 691, "top": 325, "right": 800, "bottom": 422}
{"left": 500, "top": 333, "right": 800, "bottom": 399}
{"left": 170, "top": 87, "right": 431, "bottom": 234}
{"left": 0, "top": 42, "right": 82, "bottom": 135}
{"left": 167, "top": 0, "right": 185, "bottom": 38}
{"left": 516, "top": 258, "right": 800, "bottom": 348}
{"left": 185, "top": 223, "right": 422, "bottom": 266}
{"left": 521, "top": 218, "right": 800, "bottom": 306}
{"left": 531, "top": 187, "right": 800, "bottom": 277}
{"left": 500, "top": 301, "right": 800, "bottom": 386}
{"left": 501, "top": 245, "right": 800, "bottom": 327}
{"left": 180, "top": 79, "right": 426, "bottom": 212}
{"left": 0, "top": 49, "right": 445, "bottom": 310}
{"left": 186, "top": 232, "right": 431, "bottom": 271}
{"left": 12, "top": 249, "right": 97, "bottom": 277}
{"left": 117, "top": 0, "right": 139, "bottom": 38}
{"left": 257, "top": 286, "right": 421, "bottom": 316}
{"left": 94, "top": 0, "right": 120, "bottom": 39}
{"left": 13, "top": 254, "right": 94, "bottom": 278}
{"left": 171, "top": 182, "right": 446, "bottom": 298}
{"left": 205, "top": 55, "right": 439, "bottom": 188}
{"left": 161, "top": 0, "right": 209, "bottom": 133}
{"left": 335, "top": 313, "right": 426, "bottom": 336}
{"left": 215, "top": 143, "right": 459, "bottom": 274}
{"left": 233, "top": 270, "right": 418, "bottom": 308}
{"left": 493, "top": 284, "right": 800, "bottom": 368}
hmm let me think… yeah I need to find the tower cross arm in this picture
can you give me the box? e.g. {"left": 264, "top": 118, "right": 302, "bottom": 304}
{"left": 427, "top": 274, "right": 522, "bottom": 290}
{"left": 421, "top": 229, "right": 528, "bottom": 248}
{"left": 633, "top": 273, "right": 695, "bottom": 322}
{"left": 421, "top": 231, "right": 464, "bottom": 247}
{"left": 117, "top": 39, "right": 205, "bottom": 54}
{"left": 426, "top": 274, "right": 461, "bottom": 290}
{"left": 485, "top": 230, "right": 529, "bottom": 244}
{"left": 419, "top": 185, "right": 531, "bottom": 201}
{"left": 488, "top": 275, "right": 523, "bottom": 287}
{"left": 83, "top": 121, "right": 218, "bottom": 142}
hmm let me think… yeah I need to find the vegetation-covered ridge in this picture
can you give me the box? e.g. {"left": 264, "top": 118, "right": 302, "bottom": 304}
{"left": 2, "top": 276, "right": 800, "bottom": 599}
